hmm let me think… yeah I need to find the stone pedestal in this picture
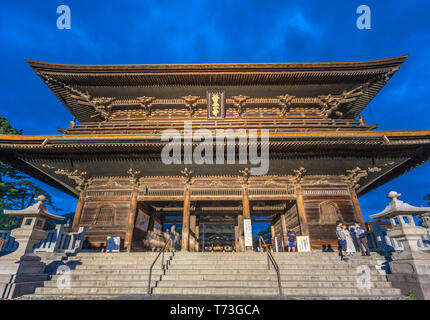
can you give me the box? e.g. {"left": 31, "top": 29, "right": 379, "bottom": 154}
{"left": 0, "top": 258, "right": 48, "bottom": 299}
{"left": 388, "top": 259, "right": 430, "bottom": 300}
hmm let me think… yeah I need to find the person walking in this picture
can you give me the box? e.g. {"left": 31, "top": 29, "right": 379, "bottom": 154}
{"left": 354, "top": 223, "right": 371, "bottom": 256}
{"left": 336, "top": 221, "right": 347, "bottom": 261}
{"left": 342, "top": 225, "right": 356, "bottom": 256}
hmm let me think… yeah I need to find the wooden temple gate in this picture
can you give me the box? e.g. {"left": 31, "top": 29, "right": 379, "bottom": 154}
{"left": 70, "top": 176, "right": 365, "bottom": 251}
{"left": 2, "top": 56, "right": 427, "bottom": 254}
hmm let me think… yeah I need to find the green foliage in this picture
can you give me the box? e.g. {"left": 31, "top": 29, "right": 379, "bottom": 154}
{"left": 0, "top": 116, "right": 22, "bottom": 135}
{"left": 425, "top": 194, "right": 430, "bottom": 206}
{"left": 407, "top": 292, "right": 416, "bottom": 300}
{"left": 257, "top": 225, "right": 272, "bottom": 243}
{"left": 0, "top": 115, "right": 61, "bottom": 230}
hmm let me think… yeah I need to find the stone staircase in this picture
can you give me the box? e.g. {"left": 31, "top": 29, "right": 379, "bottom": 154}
{"left": 19, "top": 251, "right": 406, "bottom": 300}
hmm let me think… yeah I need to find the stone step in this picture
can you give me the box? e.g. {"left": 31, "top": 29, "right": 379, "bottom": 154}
{"left": 20, "top": 293, "right": 407, "bottom": 300}
{"left": 48, "top": 273, "right": 387, "bottom": 282}
{"left": 72, "top": 264, "right": 169, "bottom": 270}
{"left": 40, "top": 280, "right": 158, "bottom": 288}
{"left": 49, "top": 274, "right": 161, "bottom": 281}
{"left": 154, "top": 280, "right": 392, "bottom": 288}
{"left": 170, "top": 258, "right": 378, "bottom": 264}
{"left": 37, "top": 280, "right": 392, "bottom": 291}
{"left": 161, "top": 274, "right": 388, "bottom": 282}
{"left": 35, "top": 286, "right": 280, "bottom": 295}
{"left": 50, "top": 269, "right": 165, "bottom": 275}
{"left": 63, "top": 261, "right": 166, "bottom": 267}
{"left": 67, "top": 254, "right": 170, "bottom": 260}
{"left": 165, "top": 269, "right": 381, "bottom": 275}
{"left": 166, "top": 264, "right": 380, "bottom": 271}
{"left": 152, "top": 287, "right": 402, "bottom": 296}
{"left": 20, "top": 294, "right": 119, "bottom": 300}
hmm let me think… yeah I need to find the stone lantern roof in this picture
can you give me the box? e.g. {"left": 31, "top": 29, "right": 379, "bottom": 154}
{"left": 3, "top": 195, "right": 65, "bottom": 221}
{"left": 369, "top": 191, "right": 430, "bottom": 220}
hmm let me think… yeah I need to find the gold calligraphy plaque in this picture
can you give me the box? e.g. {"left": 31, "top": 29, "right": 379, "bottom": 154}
{"left": 207, "top": 91, "right": 225, "bottom": 119}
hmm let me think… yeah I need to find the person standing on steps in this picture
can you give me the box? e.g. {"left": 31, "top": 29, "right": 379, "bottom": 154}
{"left": 336, "top": 221, "right": 347, "bottom": 261}
{"left": 342, "top": 225, "right": 356, "bottom": 256}
{"left": 354, "top": 223, "right": 371, "bottom": 256}
{"left": 286, "top": 229, "right": 297, "bottom": 252}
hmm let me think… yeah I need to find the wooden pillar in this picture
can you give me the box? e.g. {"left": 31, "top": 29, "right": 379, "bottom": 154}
{"left": 194, "top": 224, "right": 199, "bottom": 252}
{"left": 242, "top": 186, "right": 253, "bottom": 251}
{"left": 296, "top": 186, "right": 309, "bottom": 236}
{"left": 350, "top": 188, "right": 366, "bottom": 226}
{"left": 181, "top": 185, "right": 191, "bottom": 251}
{"left": 189, "top": 214, "right": 196, "bottom": 252}
{"left": 234, "top": 225, "right": 239, "bottom": 252}
{"left": 270, "top": 225, "right": 275, "bottom": 238}
{"left": 280, "top": 213, "right": 288, "bottom": 248}
{"left": 71, "top": 184, "right": 87, "bottom": 232}
{"left": 124, "top": 188, "right": 139, "bottom": 251}
{"left": 237, "top": 214, "right": 244, "bottom": 252}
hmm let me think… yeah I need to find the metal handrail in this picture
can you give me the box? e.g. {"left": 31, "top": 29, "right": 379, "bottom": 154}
{"left": 259, "top": 236, "right": 283, "bottom": 296}
{"left": 147, "top": 237, "right": 173, "bottom": 295}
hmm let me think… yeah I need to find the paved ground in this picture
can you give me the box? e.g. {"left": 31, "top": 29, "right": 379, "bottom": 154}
{"left": 114, "top": 294, "right": 291, "bottom": 300}
{"left": 112, "top": 294, "right": 407, "bottom": 300}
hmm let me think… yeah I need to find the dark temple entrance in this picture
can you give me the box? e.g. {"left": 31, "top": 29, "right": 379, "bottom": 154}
{"left": 199, "top": 222, "right": 235, "bottom": 252}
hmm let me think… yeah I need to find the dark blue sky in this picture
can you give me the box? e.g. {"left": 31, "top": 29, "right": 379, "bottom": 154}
{"left": 1, "top": 1, "right": 429, "bottom": 231}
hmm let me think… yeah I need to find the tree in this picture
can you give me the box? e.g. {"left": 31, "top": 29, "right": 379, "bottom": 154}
{"left": 424, "top": 194, "right": 430, "bottom": 206}
{"left": 0, "top": 115, "right": 61, "bottom": 230}
{"left": 257, "top": 225, "right": 272, "bottom": 243}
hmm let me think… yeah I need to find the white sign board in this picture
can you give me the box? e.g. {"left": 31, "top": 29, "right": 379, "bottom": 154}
{"left": 244, "top": 219, "right": 253, "bottom": 247}
{"left": 296, "top": 236, "right": 311, "bottom": 252}
{"left": 106, "top": 236, "right": 120, "bottom": 253}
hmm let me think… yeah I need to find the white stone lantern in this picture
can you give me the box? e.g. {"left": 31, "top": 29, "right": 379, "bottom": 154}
{"left": 370, "top": 191, "right": 430, "bottom": 299}
{"left": 3, "top": 195, "right": 65, "bottom": 261}
{"left": 370, "top": 191, "right": 430, "bottom": 260}
{"left": 0, "top": 196, "right": 64, "bottom": 299}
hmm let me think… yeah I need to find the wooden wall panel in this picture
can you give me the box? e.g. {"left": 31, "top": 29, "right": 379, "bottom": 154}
{"left": 302, "top": 187, "right": 359, "bottom": 246}
{"left": 79, "top": 199, "right": 131, "bottom": 243}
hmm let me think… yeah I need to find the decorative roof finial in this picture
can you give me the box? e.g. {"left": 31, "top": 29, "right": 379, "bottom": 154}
{"left": 387, "top": 191, "right": 401, "bottom": 200}
{"left": 34, "top": 195, "right": 47, "bottom": 204}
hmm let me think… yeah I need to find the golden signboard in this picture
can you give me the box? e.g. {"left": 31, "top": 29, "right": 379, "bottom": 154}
{"left": 207, "top": 90, "right": 225, "bottom": 119}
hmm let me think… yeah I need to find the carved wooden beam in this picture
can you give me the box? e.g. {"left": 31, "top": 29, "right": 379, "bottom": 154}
{"left": 182, "top": 95, "right": 200, "bottom": 116}
{"left": 136, "top": 96, "right": 155, "bottom": 116}
{"left": 232, "top": 95, "right": 249, "bottom": 116}
{"left": 292, "top": 167, "right": 306, "bottom": 184}
{"left": 181, "top": 167, "right": 194, "bottom": 185}
{"left": 278, "top": 94, "right": 295, "bottom": 116}
{"left": 342, "top": 167, "right": 368, "bottom": 189}
{"left": 239, "top": 168, "right": 251, "bottom": 185}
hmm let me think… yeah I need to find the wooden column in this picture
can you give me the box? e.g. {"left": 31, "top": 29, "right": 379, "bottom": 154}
{"left": 124, "top": 187, "right": 139, "bottom": 251}
{"left": 181, "top": 185, "right": 191, "bottom": 251}
{"left": 71, "top": 184, "right": 87, "bottom": 232}
{"left": 350, "top": 188, "right": 366, "bottom": 226}
{"left": 295, "top": 186, "right": 309, "bottom": 236}
{"left": 270, "top": 225, "right": 276, "bottom": 238}
{"left": 194, "top": 225, "right": 200, "bottom": 252}
{"left": 242, "top": 186, "right": 253, "bottom": 251}
{"left": 237, "top": 214, "right": 244, "bottom": 252}
{"left": 280, "top": 213, "right": 288, "bottom": 248}
{"left": 189, "top": 214, "right": 196, "bottom": 252}
{"left": 234, "top": 225, "right": 239, "bottom": 252}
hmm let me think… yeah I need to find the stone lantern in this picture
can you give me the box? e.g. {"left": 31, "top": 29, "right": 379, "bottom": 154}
{"left": 0, "top": 195, "right": 64, "bottom": 299}
{"left": 370, "top": 191, "right": 430, "bottom": 300}
{"left": 420, "top": 212, "right": 430, "bottom": 228}
{"left": 3, "top": 195, "right": 64, "bottom": 261}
